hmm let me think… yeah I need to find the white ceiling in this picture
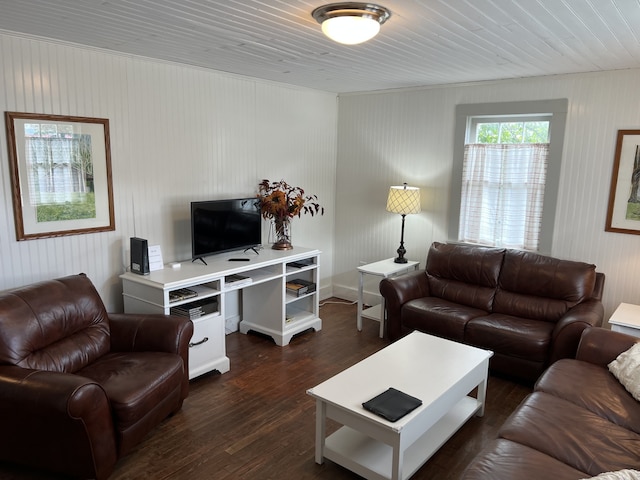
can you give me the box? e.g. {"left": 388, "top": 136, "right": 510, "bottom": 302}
{"left": 1, "top": 0, "right": 640, "bottom": 93}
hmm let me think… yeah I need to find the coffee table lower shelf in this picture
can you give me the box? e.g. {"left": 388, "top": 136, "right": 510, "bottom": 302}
{"left": 323, "top": 396, "right": 480, "bottom": 480}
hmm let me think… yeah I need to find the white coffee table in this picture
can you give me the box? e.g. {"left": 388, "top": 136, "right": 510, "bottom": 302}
{"left": 307, "top": 331, "right": 493, "bottom": 480}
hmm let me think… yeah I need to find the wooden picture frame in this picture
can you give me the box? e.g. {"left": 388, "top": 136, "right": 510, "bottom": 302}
{"left": 5, "top": 112, "right": 115, "bottom": 240}
{"left": 606, "top": 130, "right": 640, "bottom": 235}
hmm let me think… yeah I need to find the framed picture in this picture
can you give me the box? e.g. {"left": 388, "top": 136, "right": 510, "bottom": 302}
{"left": 606, "top": 130, "right": 640, "bottom": 235}
{"left": 5, "top": 112, "right": 115, "bottom": 240}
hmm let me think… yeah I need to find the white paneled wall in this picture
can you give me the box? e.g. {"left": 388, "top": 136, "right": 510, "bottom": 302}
{"left": 0, "top": 33, "right": 337, "bottom": 311}
{"left": 335, "top": 69, "right": 640, "bottom": 320}
{"left": 4, "top": 29, "right": 640, "bottom": 324}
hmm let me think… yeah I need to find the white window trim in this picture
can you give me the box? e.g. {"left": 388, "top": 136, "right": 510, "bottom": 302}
{"left": 448, "top": 99, "right": 568, "bottom": 255}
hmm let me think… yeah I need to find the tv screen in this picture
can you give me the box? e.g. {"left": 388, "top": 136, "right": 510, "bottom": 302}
{"left": 191, "top": 198, "right": 261, "bottom": 261}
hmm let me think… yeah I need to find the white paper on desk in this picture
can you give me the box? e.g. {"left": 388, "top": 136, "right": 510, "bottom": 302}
{"left": 148, "top": 245, "right": 164, "bottom": 271}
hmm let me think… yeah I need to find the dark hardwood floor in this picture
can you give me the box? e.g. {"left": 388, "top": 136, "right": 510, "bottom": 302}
{"left": 0, "top": 299, "right": 532, "bottom": 480}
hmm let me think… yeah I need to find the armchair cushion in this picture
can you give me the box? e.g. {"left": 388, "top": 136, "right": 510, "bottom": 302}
{"left": 0, "top": 275, "right": 110, "bottom": 371}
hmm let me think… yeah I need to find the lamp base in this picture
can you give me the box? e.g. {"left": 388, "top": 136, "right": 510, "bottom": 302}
{"left": 394, "top": 243, "right": 407, "bottom": 263}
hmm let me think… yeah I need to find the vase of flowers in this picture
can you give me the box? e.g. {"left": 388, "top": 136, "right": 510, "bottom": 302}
{"left": 257, "top": 179, "right": 323, "bottom": 250}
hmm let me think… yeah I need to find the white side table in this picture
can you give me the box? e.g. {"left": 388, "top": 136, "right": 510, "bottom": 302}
{"left": 357, "top": 258, "right": 420, "bottom": 338}
{"left": 608, "top": 303, "right": 640, "bottom": 338}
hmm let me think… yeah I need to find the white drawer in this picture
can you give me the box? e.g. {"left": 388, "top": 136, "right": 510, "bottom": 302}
{"left": 189, "top": 314, "right": 226, "bottom": 378}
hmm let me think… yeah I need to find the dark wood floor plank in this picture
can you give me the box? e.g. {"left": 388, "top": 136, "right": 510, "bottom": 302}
{"left": 0, "top": 299, "right": 531, "bottom": 479}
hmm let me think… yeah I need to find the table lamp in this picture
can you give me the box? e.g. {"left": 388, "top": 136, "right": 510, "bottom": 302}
{"left": 386, "top": 183, "right": 421, "bottom": 263}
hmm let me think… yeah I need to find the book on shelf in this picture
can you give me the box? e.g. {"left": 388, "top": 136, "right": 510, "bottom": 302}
{"left": 288, "top": 258, "right": 314, "bottom": 269}
{"left": 286, "top": 279, "right": 316, "bottom": 297}
{"left": 170, "top": 298, "right": 218, "bottom": 319}
{"left": 169, "top": 287, "right": 198, "bottom": 303}
{"left": 225, "top": 274, "right": 252, "bottom": 287}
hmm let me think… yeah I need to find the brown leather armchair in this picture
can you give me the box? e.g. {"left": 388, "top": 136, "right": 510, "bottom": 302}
{"left": 0, "top": 274, "right": 193, "bottom": 479}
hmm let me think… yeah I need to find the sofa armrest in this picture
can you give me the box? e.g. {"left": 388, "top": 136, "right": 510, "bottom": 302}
{"left": 109, "top": 313, "right": 193, "bottom": 398}
{"left": 576, "top": 327, "right": 640, "bottom": 366}
{"left": 549, "top": 298, "right": 604, "bottom": 364}
{"left": 379, "top": 269, "right": 430, "bottom": 340}
{"left": 0, "top": 366, "right": 117, "bottom": 479}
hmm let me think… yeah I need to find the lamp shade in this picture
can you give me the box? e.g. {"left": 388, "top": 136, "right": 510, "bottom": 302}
{"left": 386, "top": 185, "right": 421, "bottom": 215}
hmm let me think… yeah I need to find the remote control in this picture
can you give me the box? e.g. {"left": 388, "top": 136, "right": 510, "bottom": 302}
{"left": 228, "top": 258, "right": 250, "bottom": 261}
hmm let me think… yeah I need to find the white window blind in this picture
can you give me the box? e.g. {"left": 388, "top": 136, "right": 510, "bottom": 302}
{"left": 459, "top": 143, "right": 549, "bottom": 250}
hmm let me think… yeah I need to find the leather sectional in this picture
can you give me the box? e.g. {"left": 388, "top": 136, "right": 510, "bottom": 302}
{"left": 462, "top": 327, "right": 640, "bottom": 479}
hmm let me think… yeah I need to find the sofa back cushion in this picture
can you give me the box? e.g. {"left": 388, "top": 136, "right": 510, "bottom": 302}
{"left": 426, "top": 242, "right": 505, "bottom": 311}
{"left": 0, "top": 274, "right": 110, "bottom": 372}
{"left": 494, "top": 250, "right": 597, "bottom": 321}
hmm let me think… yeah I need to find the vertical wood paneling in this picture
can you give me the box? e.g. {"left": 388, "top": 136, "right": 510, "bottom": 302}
{"left": 0, "top": 32, "right": 337, "bottom": 311}
{"left": 336, "top": 70, "right": 640, "bottom": 320}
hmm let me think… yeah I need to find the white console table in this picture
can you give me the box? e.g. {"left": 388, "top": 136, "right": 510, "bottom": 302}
{"left": 121, "top": 246, "right": 321, "bottom": 379}
{"left": 357, "top": 258, "right": 420, "bottom": 338}
{"left": 608, "top": 302, "right": 640, "bottom": 338}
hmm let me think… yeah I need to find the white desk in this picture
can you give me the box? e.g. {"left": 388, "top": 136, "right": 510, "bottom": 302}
{"left": 121, "top": 246, "right": 321, "bottom": 378}
{"left": 608, "top": 302, "right": 640, "bottom": 338}
{"left": 357, "top": 258, "right": 420, "bottom": 338}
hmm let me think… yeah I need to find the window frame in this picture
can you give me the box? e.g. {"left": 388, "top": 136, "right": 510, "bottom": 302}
{"left": 448, "top": 99, "right": 568, "bottom": 255}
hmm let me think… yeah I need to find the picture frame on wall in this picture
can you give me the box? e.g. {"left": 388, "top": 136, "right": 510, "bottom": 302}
{"left": 4, "top": 112, "right": 115, "bottom": 240}
{"left": 606, "top": 129, "right": 640, "bottom": 235}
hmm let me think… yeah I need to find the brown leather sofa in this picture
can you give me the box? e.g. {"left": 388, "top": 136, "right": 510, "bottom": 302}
{"left": 0, "top": 274, "right": 194, "bottom": 479}
{"left": 462, "top": 327, "right": 640, "bottom": 479}
{"left": 380, "top": 242, "right": 605, "bottom": 382}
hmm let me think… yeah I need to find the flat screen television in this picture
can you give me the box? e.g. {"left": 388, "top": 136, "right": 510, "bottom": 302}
{"left": 191, "top": 197, "right": 261, "bottom": 263}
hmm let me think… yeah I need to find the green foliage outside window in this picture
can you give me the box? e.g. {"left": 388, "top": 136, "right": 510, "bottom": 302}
{"left": 476, "top": 121, "right": 549, "bottom": 143}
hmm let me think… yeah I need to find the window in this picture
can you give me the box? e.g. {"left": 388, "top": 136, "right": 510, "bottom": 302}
{"left": 448, "top": 100, "right": 568, "bottom": 254}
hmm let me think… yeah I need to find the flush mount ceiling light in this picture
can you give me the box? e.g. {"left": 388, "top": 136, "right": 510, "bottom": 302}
{"left": 312, "top": 3, "right": 391, "bottom": 45}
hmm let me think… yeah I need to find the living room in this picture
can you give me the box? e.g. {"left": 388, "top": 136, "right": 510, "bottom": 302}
{"left": 1, "top": 1, "right": 640, "bottom": 478}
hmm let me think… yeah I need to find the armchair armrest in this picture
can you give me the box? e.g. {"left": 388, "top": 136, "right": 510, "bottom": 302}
{"left": 108, "top": 313, "right": 194, "bottom": 399}
{"left": 379, "top": 269, "right": 430, "bottom": 340}
{"left": 549, "top": 298, "right": 604, "bottom": 364}
{"left": 108, "top": 313, "right": 193, "bottom": 355}
{"left": 576, "top": 327, "right": 640, "bottom": 366}
{"left": 0, "top": 366, "right": 117, "bottom": 479}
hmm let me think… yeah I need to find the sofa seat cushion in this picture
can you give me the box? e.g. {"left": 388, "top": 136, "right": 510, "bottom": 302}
{"left": 499, "top": 392, "right": 640, "bottom": 476}
{"left": 462, "top": 438, "right": 587, "bottom": 480}
{"left": 465, "top": 314, "right": 554, "bottom": 363}
{"left": 402, "top": 297, "right": 486, "bottom": 341}
{"left": 535, "top": 359, "right": 640, "bottom": 435}
{"left": 77, "top": 351, "right": 184, "bottom": 430}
